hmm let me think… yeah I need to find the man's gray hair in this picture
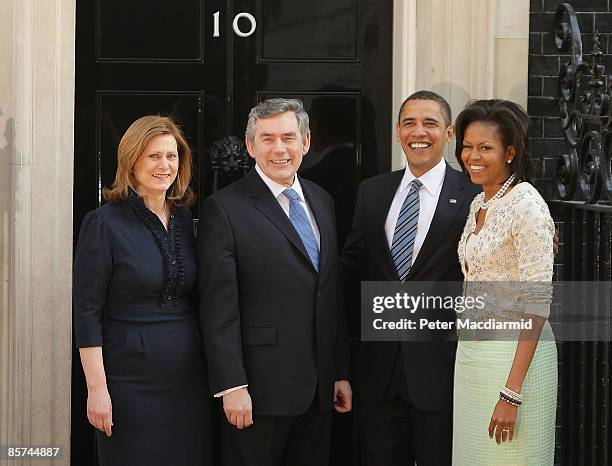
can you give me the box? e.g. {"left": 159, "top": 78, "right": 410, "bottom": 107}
{"left": 245, "top": 98, "right": 310, "bottom": 143}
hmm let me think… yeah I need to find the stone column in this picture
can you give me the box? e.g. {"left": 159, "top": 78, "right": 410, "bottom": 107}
{"left": 494, "top": 0, "right": 530, "bottom": 105}
{"left": 0, "top": 0, "right": 75, "bottom": 464}
{"left": 415, "top": 0, "right": 497, "bottom": 113}
{"left": 392, "top": 0, "right": 529, "bottom": 169}
{"left": 392, "top": 0, "right": 418, "bottom": 168}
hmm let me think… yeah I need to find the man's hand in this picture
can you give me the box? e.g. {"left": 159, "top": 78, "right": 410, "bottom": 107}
{"left": 553, "top": 228, "right": 560, "bottom": 255}
{"left": 333, "top": 380, "right": 352, "bottom": 413}
{"left": 223, "top": 387, "right": 253, "bottom": 429}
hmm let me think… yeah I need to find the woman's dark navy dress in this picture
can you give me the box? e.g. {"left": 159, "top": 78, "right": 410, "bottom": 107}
{"left": 73, "top": 192, "right": 213, "bottom": 466}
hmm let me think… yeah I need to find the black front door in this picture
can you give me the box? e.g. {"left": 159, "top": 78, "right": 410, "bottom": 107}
{"left": 73, "top": 1, "right": 392, "bottom": 464}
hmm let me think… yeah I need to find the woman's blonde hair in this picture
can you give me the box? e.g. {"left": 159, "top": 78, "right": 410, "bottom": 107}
{"left": 103, "top": 115, "right": 195, "bottom": 207}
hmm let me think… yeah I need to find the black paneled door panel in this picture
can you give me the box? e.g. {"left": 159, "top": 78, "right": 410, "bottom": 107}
{"left": 97, "top": 0, "right": 203, "bottom": 61}
{"left": 258, "top": 0, "right": 359, "bottom": 61}
{"left": 73, "top": 1, "right": 392, "bottom": 465}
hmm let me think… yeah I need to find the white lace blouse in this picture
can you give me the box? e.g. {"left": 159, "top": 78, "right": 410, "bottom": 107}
{"left": 457, "top": 182, "right": 555, "bottom": 320}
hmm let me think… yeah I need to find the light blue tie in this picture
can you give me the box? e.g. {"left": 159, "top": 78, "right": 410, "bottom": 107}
{"left": 391, "top": 179, "right": 423, "bottom": 281}
{"left": 283, "top": 188, "right": 320, "bottom": 271}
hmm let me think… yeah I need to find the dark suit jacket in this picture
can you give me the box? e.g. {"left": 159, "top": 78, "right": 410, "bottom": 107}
{"left": 341, "top": 164, "right": 481, "bottom": 411}
{"left": 198, "top": 169, "right": 349, "bottom": 416}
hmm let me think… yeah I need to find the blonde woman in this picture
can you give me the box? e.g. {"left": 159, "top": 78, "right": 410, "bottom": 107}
{"left": 73, "top": 116, "right": 213, "bottom": 465}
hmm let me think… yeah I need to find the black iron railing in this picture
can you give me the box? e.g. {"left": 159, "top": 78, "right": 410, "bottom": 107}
{"left": 548, "top": 201, "right": 611, "bottom": 466}
{"left": 551, "top": 4, "right": 612, "bottom": 465}
{"left": 554, "top": 3, "right": 612, "bottom": 203}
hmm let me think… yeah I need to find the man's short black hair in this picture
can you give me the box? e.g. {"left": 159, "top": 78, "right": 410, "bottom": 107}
{"left": 398, "top": 90, "right": 452, "bottom": 127}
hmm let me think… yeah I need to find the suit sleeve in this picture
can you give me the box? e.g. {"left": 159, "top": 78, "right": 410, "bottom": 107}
{"left": 337, "top": 182, "right": 368, "bottom": 351}
{"left": 73, "top": 211, "right": 113, "bottom": 348}
{"left": 340, "top": 182, "right": 368, "bottom": 281}
{"left": 335, "top": 281, "right": 351, "bottom": 380}
{"left": 198, "top": 196, "right": 248, "bottom": 395}
{"left": 327, "top": 196, "right": 350, "bottom": 381}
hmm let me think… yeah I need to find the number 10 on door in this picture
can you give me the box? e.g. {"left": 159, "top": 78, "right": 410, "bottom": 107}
{"left": 213, "top": 11, "right": 257, "bottom": 38}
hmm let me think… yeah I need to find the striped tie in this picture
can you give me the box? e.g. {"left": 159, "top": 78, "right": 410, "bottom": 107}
{"left": 391, "top": 179, "right": 423, "bottom": 281}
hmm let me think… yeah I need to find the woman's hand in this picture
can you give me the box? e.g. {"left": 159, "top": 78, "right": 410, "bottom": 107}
{"left": 488, "top": 399, "right": 518, "bottom": 444}
{"left": 87, "top": 385, "right": 113, "bottom": 437}
{"left": 79, "top": 347, "right": 112, "bottom": 436}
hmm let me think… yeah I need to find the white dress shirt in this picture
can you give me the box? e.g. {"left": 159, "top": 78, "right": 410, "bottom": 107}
{"left": 385, "top": 158, "right": 446, "bottom": 264}
{"left": 214, "top": 164, "right": 321, "bottom": 398}
{"left": 254, "top": 164, "right": 320, "bottom": 247}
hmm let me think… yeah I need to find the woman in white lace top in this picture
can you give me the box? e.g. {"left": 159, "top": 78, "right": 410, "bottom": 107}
{"left": 452, "top": 99, "right": 556, "bottom": 465}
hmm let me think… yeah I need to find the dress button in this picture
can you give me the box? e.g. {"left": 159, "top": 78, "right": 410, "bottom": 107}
{"left": 171, "top": 260, "right": 176, "bottom": 265}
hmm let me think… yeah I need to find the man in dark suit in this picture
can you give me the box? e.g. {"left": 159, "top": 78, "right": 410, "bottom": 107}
{"left": 341, "top": 90, "right": 481, "bottom": 466}
{"left": 198, "top": 98, "right": 352, "bottom": 466}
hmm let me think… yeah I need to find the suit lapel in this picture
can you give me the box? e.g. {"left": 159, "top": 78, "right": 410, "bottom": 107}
{"left": 301, "top": 180, "right": 329, "bottom": 273}
{"left": 373, "top": 171, "right": 405, "bottom": 280}
{"left": 408, "top": 166, "right": 465, "bottom": 277}
{"left": 246, "top": 170, "right": 317, "bottom": 272}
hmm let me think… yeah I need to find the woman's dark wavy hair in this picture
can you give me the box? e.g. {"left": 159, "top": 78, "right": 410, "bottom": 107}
{"left": 454, "top": 99, "right": 533, "bottom": 184}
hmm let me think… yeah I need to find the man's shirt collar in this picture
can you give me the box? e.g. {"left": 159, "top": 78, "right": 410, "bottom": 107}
{"left": 255, "top": 163, "right": 305, "bottom": 201}
{"left": 400, "top": 157, "right": 446, "bottom": 196}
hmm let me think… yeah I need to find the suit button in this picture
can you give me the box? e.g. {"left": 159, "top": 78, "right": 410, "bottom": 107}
{"left": 316, "top": 291, "right": 321, "bottom": 298}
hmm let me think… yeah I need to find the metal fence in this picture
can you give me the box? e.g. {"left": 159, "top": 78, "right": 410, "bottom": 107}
{"left": 550, "top": 3, "right": 612, "bottom": 464}
{"left": 549, "top": 202, "right": 611, "bottom": 465}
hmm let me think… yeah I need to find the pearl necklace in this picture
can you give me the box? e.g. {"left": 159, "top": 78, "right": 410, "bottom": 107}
{"left": 480, "top": 174, "right": 516, "bottom": 210}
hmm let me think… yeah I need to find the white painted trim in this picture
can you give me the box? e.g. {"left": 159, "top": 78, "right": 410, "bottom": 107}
{"left": 392, "top": 0, "right": 417, "bottom": 170}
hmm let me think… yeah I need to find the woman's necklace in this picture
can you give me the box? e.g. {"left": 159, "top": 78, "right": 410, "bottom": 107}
{"left": 160, "top": 201, "right": 168, "bottom": 223}
{"left": 151, "top": 200, "right": 168, "bottom": 225}
{"left": 480, "top": 174, "right": 516, "bottom": 210}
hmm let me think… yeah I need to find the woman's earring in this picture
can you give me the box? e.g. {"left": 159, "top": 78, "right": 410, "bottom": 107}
{"left": 507, "top": 159, "right": 512, "bottom": 164}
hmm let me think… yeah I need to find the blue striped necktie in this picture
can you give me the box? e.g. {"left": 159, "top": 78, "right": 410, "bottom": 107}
{"left": 391, "top": 179, "right": 423, "bottom": 281}
{"left": 283, "top": 188, "right": 320, "bottom": 271}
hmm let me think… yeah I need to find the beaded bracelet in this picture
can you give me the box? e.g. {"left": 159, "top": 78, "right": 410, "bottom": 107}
{"left": 501, "top": 386, "right": 523, "bottom": 403}
{"left": 499, "top": 391, "right": 522, "bottom": 407}
{"left": 500, "top": 387, "right": 523, "bottom": 407}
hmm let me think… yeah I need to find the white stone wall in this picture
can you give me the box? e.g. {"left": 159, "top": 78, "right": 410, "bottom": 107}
{"left": 0, "top": 0, "right": 74, "bottom": 464}
{"left": 0, "top": 0, "right": 14, "bottom": 455}
{"left": 494, "top": 0, "right": 530, "bottom": 107}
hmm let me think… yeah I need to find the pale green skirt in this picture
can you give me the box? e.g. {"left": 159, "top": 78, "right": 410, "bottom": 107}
{"left": 452, "top": 332, "right": 557, "bottom": 465}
